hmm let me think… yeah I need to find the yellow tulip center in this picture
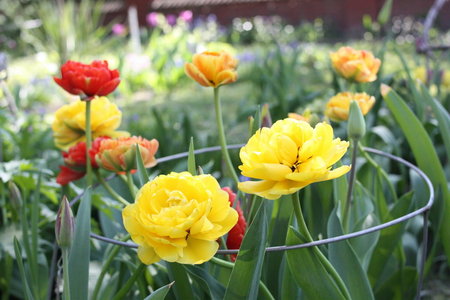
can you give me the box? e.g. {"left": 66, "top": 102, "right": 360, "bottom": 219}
{"left": 167, "top": 190, "right": 188, "bottom": 207}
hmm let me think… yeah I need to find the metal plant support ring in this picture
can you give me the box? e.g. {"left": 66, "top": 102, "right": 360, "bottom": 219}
{"left": 71, "top": 144, "right": 434, "bottom": 299}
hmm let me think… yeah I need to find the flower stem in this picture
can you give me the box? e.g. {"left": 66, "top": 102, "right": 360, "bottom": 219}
{"left": 85, "top": 100, "right": 93, "bottom": 187}
{"left": 92, "top": 235, "right": 130, "bottom": 300}
{"left": 62, "top": 248, "right": 71, "bottom": 300}
{"left": 126, "top": 171, "right": 136, "bottom": 199}
{"left": 95, "top": 171, "right": 130, "bottom": 206}
{"left": 209, "top": 257, "right": 275, "bottom": 300}
{"left": 291, "top": 192, "right": 351, "bottom": 300}
{"left": 213, "top": 87, "right": 239, "bottom": 185}
{"left": 342, "top": 139, "right": 359, "bottom": 233}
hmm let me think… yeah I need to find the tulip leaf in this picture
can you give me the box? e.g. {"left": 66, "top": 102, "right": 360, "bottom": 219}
{"left": 224, "top": 201, "right": 268, "bottom": 300}
{"left": 368, "top": 191, "right": 414, "bottom": 287}
{"left": 13, "top": 238, "right": 34, "bottom": 300}
{"left": 69, "top": 188, "right": 92, "bottom": 300}
{"left": 187, "top": 137, "right": 196, "bottom": 175}
{"left": 167, "top": 262, "right": 195, "bottom": 300}
{"left": 420, "top": 83, "right": 450, "bottom": 161}
{"left": 135, "top": 144, "right": 149, "bottom": 187}
{"left": 328, "top": 208, "right": 375, "bottom": 300}
{"left": 280, "top": 256, "right": 300, "bottom": 299}
{"left": 374, "top": 267, "right": 416, "bottom": 300}
{"left": 185, "top": 265, "right": 226, "bottom": 299}
{"left": 265, "top": 196, "right": 292, "bottom": 297}
{"left": 285, "top": 227, "right": 349, "bottom": 300}
{"left": 144, "top": 282, "right": 174, "bottom": 300}
{"left": 381, "top": 86, "right": 450, "bottom": 264}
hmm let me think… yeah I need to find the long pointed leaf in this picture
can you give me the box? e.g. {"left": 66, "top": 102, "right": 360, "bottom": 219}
{"left": 224, "top": 201, "right": 268, "bottom": 300}
{"left": 68, "top": 188, "right": 92, "bottom": 300}
{"left": 328, "top": 208, "right": 375, "bottom": 300}
{"left": 13, "top": 238, "right": 34, "bottom": 300}
{"left": 144, "top": 282, "right": 174, "bottom": 300}
{"left": 381, "top": 85, "right": 449, "bottom": 264}
{"left": 135, "top": 145, "right": 149, "bottom": 187}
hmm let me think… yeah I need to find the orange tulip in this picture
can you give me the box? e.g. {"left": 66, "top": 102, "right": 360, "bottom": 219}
{"left": 185, "top": 51, "right": 238, "bottom": 87}
{"left": 96, "top": 136, "right": 159, "bottom": 173}
{"left": 330, "top": 47, "right": 381, "bottom": 83}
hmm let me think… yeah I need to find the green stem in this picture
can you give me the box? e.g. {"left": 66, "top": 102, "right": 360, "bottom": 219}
{"left": 112, "top": 264, "right": 146, "bottom": 300}
{"left": 342, "top": 139, "right": 358, "bottom": 233}
{"left": 62, "top": 248, "right": 71, "bottom": 300}
{"left": 85, "top": 100, "right": 93, "bottom": 187}
{"left": 210, "top": 256, "right": 234, "bottom": 268}
{"left": 209, "top": 257, "right": 275, "bottom": 300}
{"left": 291, "top": 193, "right": 351, "bottom": 300}
{"left": 92, "top": 244, "right": 122, "bottom": 300}
{"left": 95, "top": 172, "right": 130, "bottom": 206}
{"left": 126, "top": 172, "right": 136, "bottom": 198}
{"left": 213, "top": 87, "right": 239, "bottom": 185}
{"left": 259, "top": 281, "right": 276, "bottom": 300}
{"left": 358, "top": 143, "right": 397, "bottom": 202}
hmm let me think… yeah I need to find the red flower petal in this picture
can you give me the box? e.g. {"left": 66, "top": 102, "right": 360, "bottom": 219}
{"left": 56, "top": 166, "right": 86, "bottom": 185}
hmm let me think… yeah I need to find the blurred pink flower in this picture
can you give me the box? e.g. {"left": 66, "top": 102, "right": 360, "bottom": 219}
{"left": 179, "top": 10, "right": 193, "bottom": 23}
{"left": 112, "top": 24, "right": 126, "bottom": 36}
{"left": 146, "top": 12, "right": 159, "bottom": 27}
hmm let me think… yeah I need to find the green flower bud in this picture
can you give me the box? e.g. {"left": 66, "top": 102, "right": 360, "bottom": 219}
{"left": 55, "top": 196, "right": 75, "bottom": 249}
{"left": 8, "top": 181, "right": 22, "bottom": 213}
{"left": 347, "top": 100, "right": 366, "bottom": 140}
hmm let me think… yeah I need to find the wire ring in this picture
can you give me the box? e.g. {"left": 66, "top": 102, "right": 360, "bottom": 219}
{"left": 73, "top": 144, "right": 433, "bottom": 256}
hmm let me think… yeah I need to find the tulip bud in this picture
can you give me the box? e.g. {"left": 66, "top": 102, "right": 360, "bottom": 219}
{"left": 8, "top": 181, "right": 22, "bottom": 213}
{"left": 347, "top": 100, "right": 366, "bottom": 140}
{"left": 55, "top": 196, "right": 75, "bottom": 249}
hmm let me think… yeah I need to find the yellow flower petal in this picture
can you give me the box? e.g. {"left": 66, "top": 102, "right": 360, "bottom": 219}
{"left": 137, "top": 245, "right": 160, "bottom": 265}
{"left": 177, "top": 238, "right": 219, "bottom": 264}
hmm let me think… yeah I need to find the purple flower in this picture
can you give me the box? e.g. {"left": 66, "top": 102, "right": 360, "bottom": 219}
{"left": 179, "top": 10, "right": 193, "bottom": 23}
{"left": 146, "top": 12, "right": 159, "bottom": 27}
{"left": 112, "top": 23, "right": 126, "bottom": 36}
{"left": 167, "top": 14, "right": 177, "bottom": 26}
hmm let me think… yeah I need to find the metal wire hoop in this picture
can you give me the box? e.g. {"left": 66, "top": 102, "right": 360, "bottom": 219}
{"left": 71, "top": 144, "right": 433, "bottom": 298}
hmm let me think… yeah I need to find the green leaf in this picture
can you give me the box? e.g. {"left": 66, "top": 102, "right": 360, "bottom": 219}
{"left": 381, "top": 85, "right": 450, "bottom": 264}
{"left": 328, "top": 208, "right": 375, "bottom": 300}
{"left": 368, "top": 192, "right": 414, "bottom": 287}
{"left": 420, "top": 83, "right": 450, "bottom": 161}
{"left": 280, "top": 256, "right": 300, "bottom": 299}
{"left": 285, "top": 227, "right": 349, "bottom": 300}
{"left": 224, "top": 201, "right": 268, "bottom": 300}
{"left": 135, "top": 144, "right": 149, "bottom": 187}
{"left": 265, "top": 196, "right": 292, "bottom": 297}
{"left": 167, "top": 262, "right": 195, "bottom": 300}
{"left": 144, "top": 282, "right": 174, "bottom": 300}
{"left": 187, "top": 137, "right": 196, "bottom": 175}
{"left": 377, "top": 0, "right": 393, "bottom": 25}
{"left": 374, "top": 267, "right": 416, "bottom": 300}
{"left": 69, "top": 188, "right": 92, "bottom": 300}
{"left": 13, "top": 238, "right": 34, "bottom": 300}
{"left": 185, "top": 265, "right": 226, "bottom": 299}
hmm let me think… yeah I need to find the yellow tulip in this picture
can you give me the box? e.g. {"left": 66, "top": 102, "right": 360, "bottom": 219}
{"left": 238, "top": 119, "right": 350, "bottom": 200}
{"left": 52, "top": 97, "right": 129, "bottom": 150}
{"left": 122, "top": 172, "right": 238, "bottom": 264}
{"left": 325, "top": 92, "right": 375, "bottom": 121}
{"left": 185, "top": 51, "right": 238, "bottom": 87}
{"left": 330, "top": 47, "right": 381, "bottom": 83}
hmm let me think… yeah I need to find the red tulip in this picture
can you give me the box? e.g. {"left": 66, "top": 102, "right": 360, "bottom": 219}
{"left": 222, "top": 187, "right": 247, "bottom": 261}
{"left": 56, "top": 137, "right": 109, "bottom": 185}
{"left": 54, "top": 60, "right": 120, "bottom": 100}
